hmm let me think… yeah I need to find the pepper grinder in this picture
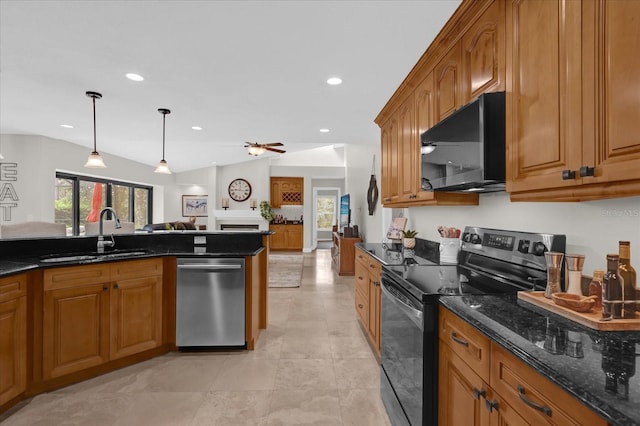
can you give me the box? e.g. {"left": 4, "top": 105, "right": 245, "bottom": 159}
{"left": 544, "top": 252, "right": 564, "bottom": 298}
{"left": 565, "top": 254, "right": 585, "bottom": 295}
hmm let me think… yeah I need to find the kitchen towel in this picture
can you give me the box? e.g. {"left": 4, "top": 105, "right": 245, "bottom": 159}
{"left": 269, "top": 254, "right": 304, "bottom": 288}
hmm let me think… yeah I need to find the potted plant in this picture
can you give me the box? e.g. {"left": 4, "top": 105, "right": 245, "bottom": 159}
{"left": 259, "top": 201, "right": 274, "bottom": 222}
{"left": 402, "top": 229, "right": 418, "bottom": 249}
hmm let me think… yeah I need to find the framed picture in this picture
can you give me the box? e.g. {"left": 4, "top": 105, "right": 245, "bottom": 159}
{"left": 182, "top": 195, "right": 208, "bottom": 217}
{"left": 386, "top": 217, "right": 407, "bottom": 240}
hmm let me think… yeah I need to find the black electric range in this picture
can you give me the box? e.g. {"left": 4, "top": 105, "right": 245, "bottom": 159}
{"left": 380, "top": 226, "right": 566, "bottom": 426}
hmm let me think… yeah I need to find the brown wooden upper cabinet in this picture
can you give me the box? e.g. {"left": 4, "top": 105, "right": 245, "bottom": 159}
{"left": 376, "top": 0, "right": 504, "bottom": 207}
{"left": 507, "top": 0, "right": 640, "bottom": 201}
{"left": 270, "top": 177, "right": 303, "bottom": 208}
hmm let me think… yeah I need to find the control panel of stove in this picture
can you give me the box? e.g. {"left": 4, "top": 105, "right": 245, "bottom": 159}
{"left": 460, "top": 226, "right": 566, "bottom": 271}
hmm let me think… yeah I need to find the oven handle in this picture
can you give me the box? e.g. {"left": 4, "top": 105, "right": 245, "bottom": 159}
{"left": 381, "top": 280, "right": 423, "bottom": 323}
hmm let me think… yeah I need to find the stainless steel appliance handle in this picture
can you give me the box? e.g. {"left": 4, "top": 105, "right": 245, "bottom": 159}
{"left": 177, "top": 264, "right": 242, "bottom": 271}
{"left": 381, "top": 281, "right": 423, "bottom": 321}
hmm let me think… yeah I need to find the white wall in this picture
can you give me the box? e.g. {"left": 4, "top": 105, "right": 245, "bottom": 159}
{"left": 343, "top": 143, "right": 383, "bottom": 242}
{"left": 403, "top": 192, "right": 640, "bottom": 275}
{"left": 0, "top": 134, "right": 174, "bottom": 225}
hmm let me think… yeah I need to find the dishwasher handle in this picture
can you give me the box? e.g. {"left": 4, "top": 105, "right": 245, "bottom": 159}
{"left": 177, "top": 263, "right": 242, "bottom": 271}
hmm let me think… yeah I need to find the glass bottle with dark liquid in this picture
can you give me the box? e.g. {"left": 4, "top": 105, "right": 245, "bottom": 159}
{"left": 603, "top": 254, "right": 623, "bottom": 319}
{"left": 618, "top": 241, "right": 637, "bottom": 318}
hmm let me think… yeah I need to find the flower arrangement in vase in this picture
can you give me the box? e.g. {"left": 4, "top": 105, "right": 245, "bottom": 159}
{"left": 402, "top": 229, "right": 418, "bottom": 249}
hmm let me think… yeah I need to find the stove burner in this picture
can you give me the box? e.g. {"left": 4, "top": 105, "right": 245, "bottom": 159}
{"left": 403, "top": 257, "right": 418, "bottom": 265}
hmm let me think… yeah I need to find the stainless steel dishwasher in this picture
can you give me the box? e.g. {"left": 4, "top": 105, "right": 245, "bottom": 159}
{"left": 176, "top": 258, "right": 245, "bottom": 348}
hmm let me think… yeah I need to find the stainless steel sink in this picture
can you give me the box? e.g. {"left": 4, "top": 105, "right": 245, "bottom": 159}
{"left": 40, "top": 250, "right": 150, "bottom": 264}
{"left": 40, "top": 255, "right": 98, "bottom": 263}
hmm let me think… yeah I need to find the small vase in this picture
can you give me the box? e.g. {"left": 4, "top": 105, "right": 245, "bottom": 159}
{"left": 403, "top": 238, "right": 416, "bottom": 249}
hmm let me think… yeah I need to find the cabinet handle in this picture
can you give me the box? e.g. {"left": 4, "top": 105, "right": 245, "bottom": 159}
{"left": 358, "top": 304, "right": 364, "bottom": 309}
{"left": 358, "top": 276, "right": 364, "bottom": 280}
{"left": 450, "top": 331, "right": 469, "bottom": 347}
{"left": 579, "top": 165, "right": 595, "bottom": 177}
{"left": 485, "top": 399, "right": 499, "bottom": 413}
{"left": 102, "top": 286, "right": 108, "bottom": 291}
{"left": 561, "top": 169, "right": 576, "bottom": 180}
{"left": 113, "top": 283, "right": 119, "bottom": 289}
{"left": 473, "top": 387, "right": 486, "bottom": 400}
{"left": 517, "top": 385, "right": 552, "bottom": 417}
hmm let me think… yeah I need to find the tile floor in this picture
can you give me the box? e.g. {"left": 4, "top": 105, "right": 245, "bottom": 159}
{"left": 1, "top": 249, "right": 391, "bottom": 426}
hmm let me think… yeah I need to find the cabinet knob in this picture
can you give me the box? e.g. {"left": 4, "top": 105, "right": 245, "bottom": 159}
{"left": 485, "top": 399, "right": 499, "bottom": 413}
{"left": 561, "top": 169, "right": 576, "bottom": 180}
{"left": 113, "top": 283, "right": 119, "bottom": 289}
{"left": 102, "top": 286, "right": 108, "bottom": 291}
{"left": 579, "top": 165, "right": 595, "bottom": 177}
{"left": 358, "top": 304, "right": 364, "bottom": 309}
{"left": 473, "top": 387, "right": 486, "bottom": 400}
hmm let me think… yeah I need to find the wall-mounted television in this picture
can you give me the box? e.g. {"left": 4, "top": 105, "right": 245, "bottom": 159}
{"left": 339, "top": 194, "right": 350, "bottom": 233}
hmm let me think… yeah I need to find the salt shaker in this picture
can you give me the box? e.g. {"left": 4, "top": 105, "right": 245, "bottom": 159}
{"left": 565, "top": 254, "right": 585, "bottom": 295}
{"left": 544, "top": 252, "right": 564, "bottom": 298}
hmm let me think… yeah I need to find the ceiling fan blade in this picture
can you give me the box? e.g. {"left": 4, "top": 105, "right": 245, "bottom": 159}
{"left": 265, "top": 147, "right": 286, "bottom": 154}
{"left": 263, "top": 142, "right": 284, "bottom": 147}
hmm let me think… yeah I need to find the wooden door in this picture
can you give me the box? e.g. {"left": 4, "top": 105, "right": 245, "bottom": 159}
{"left": 506, "top": 0, "right": 583, "bottom": 193}
{"left": 270, "top": 180, "right": 281, "bottom": 208}
{"left": 43, "top": 283, "right": 110, "bottom": 379}
{"left": 367, "top": 279, "right": 381, "bottom": 353}
{"left": 110, "top": 276, "right": 163, "bottom": 360}
{"left": 435, "top": 41, "right": 463, "bottom": 122}
{"left": 582, "top": 0, "right": 640, "bottom": 184}
{"left": 398, "top": 94, "right": 417, "bottom": 202}
{"left": 462, "top": 0, "right": 505, "bottom": 101}
{"left": 414, "top": 71, "right": 437, "bottom": 202}
{"left": 439, "top": 344, "right": 490, "bottom": 426}
{"left": 381, "top": 116, "right": 400, "bottom": 205}
{"left": 0, "top": 296, "right": 26, "bottom": 406}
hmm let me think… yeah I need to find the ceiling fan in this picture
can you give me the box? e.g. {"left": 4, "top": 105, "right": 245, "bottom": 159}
{"left": 244, "top": 142, "right": 286, "bottom": 156}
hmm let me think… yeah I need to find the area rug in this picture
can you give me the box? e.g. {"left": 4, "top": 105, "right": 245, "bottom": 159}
{"left": 269, "top": 254, "right": 304, "bottom": 288}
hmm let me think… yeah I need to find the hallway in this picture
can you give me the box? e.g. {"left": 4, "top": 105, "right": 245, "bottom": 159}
{"left": 1, "top": 249, "right": 390, "bottom": 426}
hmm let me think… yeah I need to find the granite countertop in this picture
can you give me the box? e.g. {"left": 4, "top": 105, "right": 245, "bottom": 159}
{"left": 0, "top": 232, "right": 268, "bottom": 278}
{"left": 357, "top": 239, "right": 440, "bottom": 265}
{"left": 440, "top": 295, "right": 640, "bottom": 426}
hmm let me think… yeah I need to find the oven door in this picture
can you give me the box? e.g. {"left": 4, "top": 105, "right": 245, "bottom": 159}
{"left": 380, "top": 272, "right": 427, "bottom": 426}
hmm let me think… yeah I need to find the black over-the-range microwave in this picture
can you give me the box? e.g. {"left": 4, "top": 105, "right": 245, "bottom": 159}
{"left": 421, "top": 91, "right": 506, "bottom": 193}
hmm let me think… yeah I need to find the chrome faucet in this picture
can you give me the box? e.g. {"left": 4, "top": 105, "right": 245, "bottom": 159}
{"left": 97, "top": 207, "right": 121, "bottom": 253}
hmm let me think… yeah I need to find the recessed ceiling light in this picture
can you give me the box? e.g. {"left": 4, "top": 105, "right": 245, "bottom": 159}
{"left": 125, "top": 73, "right": 144, "bottom": 82}
{"left": 60, "top": 124, "right": 74, "bottom": 129}
{"left": 326, "top": 77, "right": 342, "bottom": 85}
{"left": 192, "top": 126, "right": 203, "bottom": 131}
{"left": 319, "top": 128, "right": 330, "bottom": 133}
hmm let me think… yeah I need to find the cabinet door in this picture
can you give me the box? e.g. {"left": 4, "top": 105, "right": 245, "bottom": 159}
{"left": 435, "top": 41, "right": 464, "bottom": 122}
{"left": 506, "top": 0, "right": 583, "bottom": 193}
{"left": 583, "top": 0, "right": 640, "bottom": 184}
{"left": 439, "top": 344, "right": 490, "bottom": 426}
{"left": 367, "top": 280, "right": 381, "bottom": 352}
{"left": 0, "top": 296, "right": 26, "bottom": 406}
{"left": 110, "top": 276, "right": 163, "bottom": 360}
{"left": 287, "top": 226, "right": 303, "bottom": 250}
{"left": 398, "top": 94, "right": 417, "bottom": 202}
{"left": 414, "top": 71, "right": 438, "bottom": 202}
{"left": 270, "top": 180, "right": 281, "bottom": 208}
{"left": 463, "top": 0, "right": 505, "bottom": 100}
{"left": 380, "top": 116, "right": 400, "bottom": 205}
{"left": 269, "top": 226, "right": 287, "bottom": 250}
{"left": 43, "top": 283, "right": 110, "bottom": 379}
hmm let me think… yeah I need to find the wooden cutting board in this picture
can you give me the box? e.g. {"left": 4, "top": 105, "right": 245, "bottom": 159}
{"left": 517, "top": 291, "right": 640, "bottom": 331}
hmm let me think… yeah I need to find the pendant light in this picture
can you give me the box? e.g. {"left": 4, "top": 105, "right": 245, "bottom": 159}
{"left": 84, "top": 91, "right": 106, "bottom": 168}
{"left": 154, "top": 108, "right": 172, "bottom": 174}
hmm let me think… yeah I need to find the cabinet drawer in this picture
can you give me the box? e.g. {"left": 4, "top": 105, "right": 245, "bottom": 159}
{"left": 111, "top": 258, "right": 162, "bottom": 280}
{"left": 439, "top": 306, "right": 491, "bottom": 382}
{"left": 44, "top": 264, "right": 111, "bottom": 291}
{"left": 0, "top": 273, "right": 27, "bottom": 302}
{"left": 491, "top": 343, "right": 606, "bottom": 426}
{"left": 355, "top": 287, "right": 369, "bottom": 328}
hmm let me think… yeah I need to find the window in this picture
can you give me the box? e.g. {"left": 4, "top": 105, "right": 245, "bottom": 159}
{"left": 316, "top": 195, "right": 337, "bottom": 231}
{"left": 55, "top": 172, "right": 152, "bottom": 235}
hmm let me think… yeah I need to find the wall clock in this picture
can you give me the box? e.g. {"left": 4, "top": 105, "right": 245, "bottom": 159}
{"left": 228, "top": 178, "right": 252, "bottom": 202}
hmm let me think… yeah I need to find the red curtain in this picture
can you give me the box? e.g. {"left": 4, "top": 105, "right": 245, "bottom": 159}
{"left": 86, "top": 182, "right": 103, "bottom": 222}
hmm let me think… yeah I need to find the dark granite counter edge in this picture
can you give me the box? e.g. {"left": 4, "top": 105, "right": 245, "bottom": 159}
{"left": 439, "top": 297, "right": 633, "bottom": 426}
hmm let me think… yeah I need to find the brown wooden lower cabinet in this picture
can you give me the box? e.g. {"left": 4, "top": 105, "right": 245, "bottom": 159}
{"left": 438, "top": 307, "right": 606, "bottom": 426}
{"left": 269, "top": 224, "right": 303, "bottom": 251}
{"left": 332, "top": 232, "right": 361, "bottom": 276}
{"left": 0, "top": 274, "right": 27, "bottom": 406}
{"left": 43, "top": 259, "right": 163, "bottom": 379}
{"left": 354, "top": 247, "right": 381, "bottom": 357}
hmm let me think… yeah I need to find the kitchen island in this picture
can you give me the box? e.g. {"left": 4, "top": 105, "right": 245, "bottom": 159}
{"left": 0, "top": 231, "right": 271, "bottom": 415}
